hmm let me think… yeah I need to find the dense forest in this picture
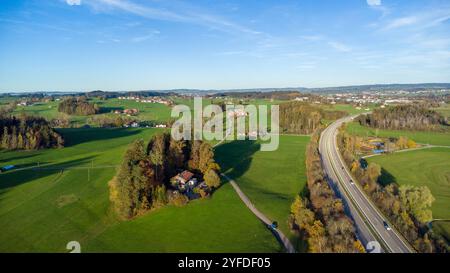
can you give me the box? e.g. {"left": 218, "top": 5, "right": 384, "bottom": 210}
{"left": 279, "top": 102, "right": 346, "bottom": 134}
{"left": 58, "top": 96, "right": 100, "bottom": 115}
{"left": 289, "top": 130, "right": 365, "bottom": 253}
{"left": 337, "top": 125, "right": 448, "bottom": 253}
{"left": 109, "top": 132, "right": 221, "bottom": 219}
{"left": 0, "top": 115, "right": 64, "bottom": 150}
{"left": 357, "top": 105, "right": 448, "bottom": 131}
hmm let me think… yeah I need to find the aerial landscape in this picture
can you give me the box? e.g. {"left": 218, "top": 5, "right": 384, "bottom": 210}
{"left": 0, "top": 0, "right": 449, "bottom": 266}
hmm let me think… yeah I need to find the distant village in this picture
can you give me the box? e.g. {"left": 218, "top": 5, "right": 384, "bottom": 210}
{"left": 118, "top": 96, "right": 172, "bottom": 106}
{"left": 292, "top": 88, "right": 449, "bottom": 110}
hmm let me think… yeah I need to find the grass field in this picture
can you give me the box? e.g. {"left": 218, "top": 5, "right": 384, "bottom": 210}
{"left": 368, "top": 147, "right": 450, "bottom": 219}
{"left": 215, "top": 135, "right": 310, "bottom": 251}
{"left": 433, "top": 103, "right": 450, "bottom": 118}
{"left": 320, "top": 104, "right": 376, "bottom": 115}
{"left": 346, "top": 122, "right": 450, "bottom": 146}
{"left": 367, "top": 147, "right": 450, "bottom": 239}
{"left": 433, "top": 222, "right": 450, "bottom": 242}
{"left": 8, "top": 98, "right": 174, "bottom": 126}
{"left": 0, "top": 128, "right": 280, "bottom": 252}
{"left": 86, "top": 183, "right": 281, "bottom": 252}
{"left": 6, "top": 97, "right": 281, "bottom": 127}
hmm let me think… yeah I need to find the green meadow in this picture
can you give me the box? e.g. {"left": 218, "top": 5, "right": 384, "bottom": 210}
{"left": 368, "top": 148, "right": 450, "bottom": 219}
{"left": 345, "top": 122, "right": 450, "bottom": 146}
{"left": 215, "top": 135, "right": 310, "bottom": 251}
{"left": 10, "top": 98, "right": 174, "bottom": 126}
{"left": 0, "top": 128, "right": 280, "bottom": 252}
{"left": 433, "top": 222, "right": 450, "bottom": 242}
{"left": 321, "top": 103, "right": 376, "bottom": 115}
{"left": 0, "top": 96, "right": 311, "bottom": 252}
{"left": 368, "top": 148, "right": 450, "bottom": 240}
{"left": 433, "top": 103, "right": 450, "bottom": 118}
{"left": 86, "top": 182, "right": 281, "bottom": 252}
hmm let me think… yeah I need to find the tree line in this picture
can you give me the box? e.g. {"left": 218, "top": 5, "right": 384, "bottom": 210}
{"left": 337, "top": 125, "right": 448, "bottom": 253}
{"left": 0, "top": 101, "right": 17, "bottom": 116}
{"left": 87, "top": 115, "right": 134, "bottom": 128}
{"left": 280, "top": 102, "right": 346, "bottom": 134}
{"left": 289, "top": 130, "right": 365, "bottom": 253}
{"left": 109, "top": 132, "right": 221, "bottom": 219}
{"left": 357, "top": 105, "right": 448, "bottom": 131}
{"left": 0, "top": 115, "right": 64, "bottom": 150}
{"left": 58, "top": 96, "right": 100, "bottom": 116}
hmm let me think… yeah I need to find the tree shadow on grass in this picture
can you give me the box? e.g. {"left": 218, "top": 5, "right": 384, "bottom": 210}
{"left": 56, "top": 127, "right": 142, "bottom": 147}
{"left": 98, "top": 106, "right": 124, "bottom": 114}
{"left": 0, "top": 156, "right": 96, "bottom": 192}
{"left": 214, "top": 140, "right": 260, "bottom": 185}
{"left": 0, "top": 152, "right": 41, "bottom": 164}
{"left": 377, "top": 168, "right": 397, "bottom": 187}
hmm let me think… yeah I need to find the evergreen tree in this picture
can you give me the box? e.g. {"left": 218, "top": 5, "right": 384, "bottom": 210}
{"left": 1, "top": 127, "right": 9, "bottom": 149}
{"left": 188, "top": 140, "right": 201, "bottom": 171}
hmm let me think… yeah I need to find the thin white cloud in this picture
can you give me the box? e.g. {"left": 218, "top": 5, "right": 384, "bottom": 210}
{"left": 131, "top": 30, "right": 160, "bottom": 43}
{"left": 384, "top": 16, "right": 418, "bottom": 30}
{"left": 367, "top": 0, "right": 390, "bottom": 18}
{"left": 300, "top": 35, "right": 323, "bottom": 41}
{"left": 300, "top": 35, "right": 353, "bottom": 53}
{"left": 95, "top": 0, "right": 186, "bottom": 21}
{"left": 66, "top": 0, "right": 81, "bottom": 6}
{"left": 367, "top": 0, "right": 381, "bottom": 7}
{"left": 328, "top": 41, "right": 352, "bottom": 52}
{"left": 89, "top": 0, "right": 262, "bottom": 36}
{"left": 381, "top": 10, "right": 450, "bottom": 31}
{"left": 215, "top": 51, "right": 246, "bottom": 56}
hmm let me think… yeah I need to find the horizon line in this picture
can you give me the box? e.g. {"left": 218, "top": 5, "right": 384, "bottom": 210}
{"left": 2, "top": 82, "right": 450, "bottom": 94}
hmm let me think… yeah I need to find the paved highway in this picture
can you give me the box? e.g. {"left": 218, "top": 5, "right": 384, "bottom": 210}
{"left": 319, "top": 115, "right": 414, "bottom": 253}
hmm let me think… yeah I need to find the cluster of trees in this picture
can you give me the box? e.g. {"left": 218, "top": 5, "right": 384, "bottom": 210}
{"left": 357, "top": 105, "right": 448, "bottom": 131}
{"left": 339, "top": 127, "right": 417, "bottom": 158}
{"left": 0, "top": 101, "right": 17, "bottom": 116}
{"left": 0, "top": 115, "right": 64, "bottom": 150}
{"left": 109, "top": 133, "right": 221, "bottom": 219}
{"left": 290, "top": 130, "right": 365, "bottom": 253}
{"left": 395, "top": 136, "right": 417, "bottom": 150}
{"left": 50, "top": 114, "right": 71, "bottom": 128}
{"left": 279, "top": 102, "right": 346, "bottom": 134}
{"left": 58, "top": 96, "right": 100, "bottom": 116}
{"left": 337, "top": 126, "right": 448, "bottom": 253}
{"left": 87, "top": 115, "right": 133, "bottom": 128}
{"left": 279, "top": 103, "right": 322, "bottom": 134}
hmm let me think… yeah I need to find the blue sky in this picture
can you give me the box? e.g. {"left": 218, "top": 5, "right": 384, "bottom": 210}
{"left": 0, "top": 0, "right": 450, "bottom": 92}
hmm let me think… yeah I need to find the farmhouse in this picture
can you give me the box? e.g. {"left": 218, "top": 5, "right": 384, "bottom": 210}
{"left": 123, "top": 108, "right": 139, "bottom": 115}
{"left": 170, "top": 170, "right": 205, "bottom": 197}
{"left": 17, "top": 101, "right": 32, "bottom": 106}
{"left": 171, "top": 170, "right": 194, "bottom": 186}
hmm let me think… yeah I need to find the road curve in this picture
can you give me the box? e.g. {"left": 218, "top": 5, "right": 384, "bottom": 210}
{"left": 319, "top": 115, "right": 414, "bottom": 253}
{"left": 221, "top": 174, "right": 296, "bottom": 253}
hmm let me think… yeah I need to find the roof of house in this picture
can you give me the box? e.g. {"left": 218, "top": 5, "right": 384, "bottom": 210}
{"left": 179, "top": 170, "right": 194, "bottom": 181}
